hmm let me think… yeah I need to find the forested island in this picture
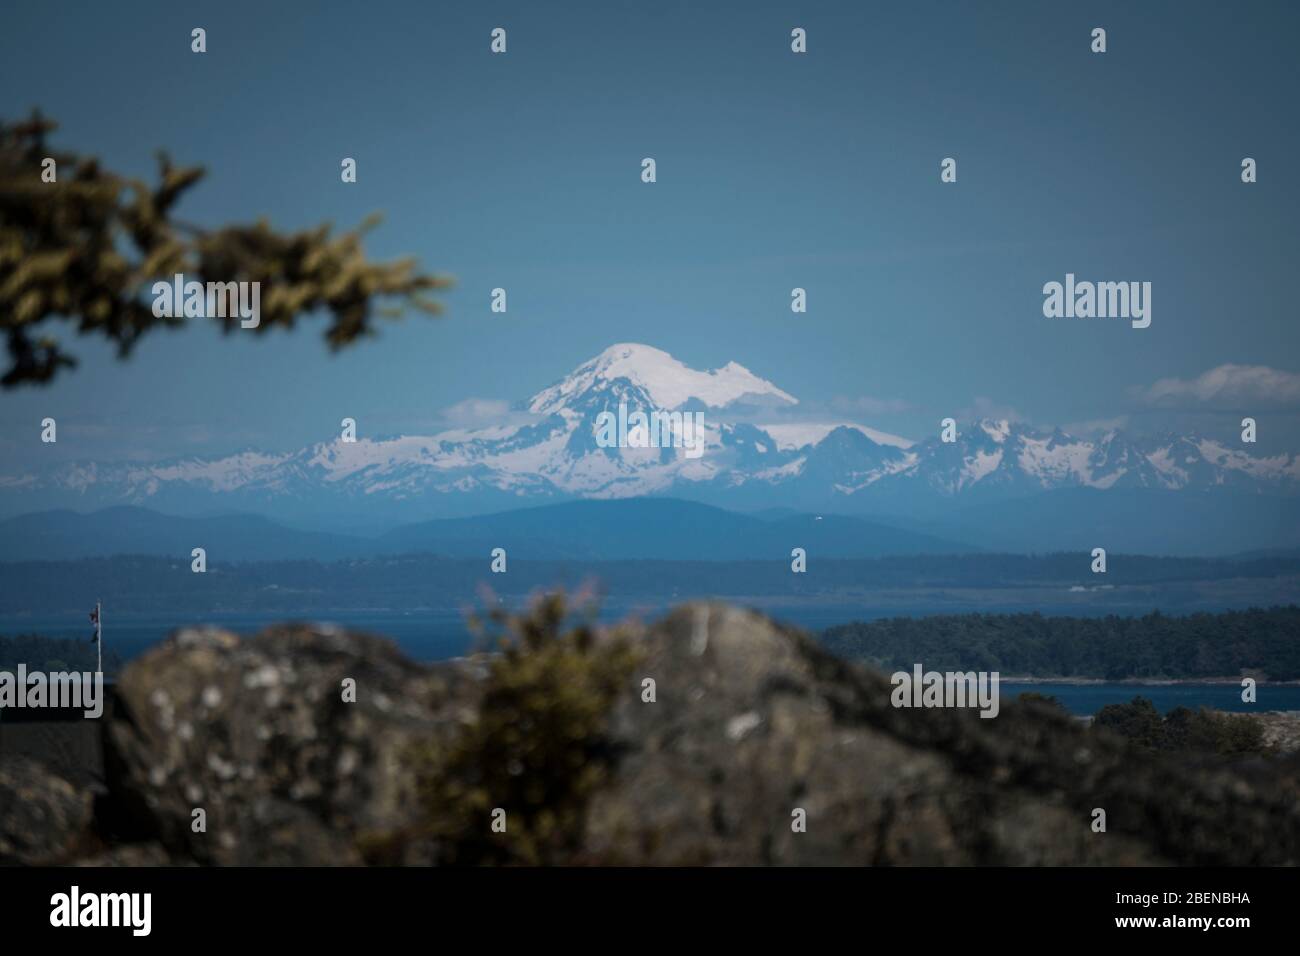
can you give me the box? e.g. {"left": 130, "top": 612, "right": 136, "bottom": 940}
{"left": 0, "top": 634, "right": 121, "bottom": 674}
{"left": 823, "top": 606, "right": 1300, "bottom": 680}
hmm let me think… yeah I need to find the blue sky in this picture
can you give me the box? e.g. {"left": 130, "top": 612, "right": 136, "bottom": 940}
{"left": 2, "top": 0, "right": 1298, "bottom": 465}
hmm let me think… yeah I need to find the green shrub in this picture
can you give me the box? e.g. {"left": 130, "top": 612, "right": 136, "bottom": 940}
{"left": 1094, "top": 697, "right": 1164, "bottom": 749}
{"left": 1094, "top": 697, "right": 1269, "bottom": 755}
{"left": 1016, "top": 691, "right": 1066, "bottom": 711}
{"left": 411, "top": 592, "right": 641, "bottom": 865}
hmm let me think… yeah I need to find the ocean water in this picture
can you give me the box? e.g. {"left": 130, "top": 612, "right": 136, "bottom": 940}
{"left": 5, "top": 611, "right": 1298, "bottom": 716}
{"left": 0, "top": 604, "right": 887, "bottom": 664}
{"left": 0, "top": 611, "right": 477, "bottom": 665}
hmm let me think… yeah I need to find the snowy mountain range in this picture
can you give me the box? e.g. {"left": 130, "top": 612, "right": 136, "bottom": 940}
{"left": 3, "top": 343, "right": 1298, "bottom": 545}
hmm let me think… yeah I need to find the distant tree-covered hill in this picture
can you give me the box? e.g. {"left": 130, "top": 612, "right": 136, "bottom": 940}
{"left": 822, "top": 607, "right": 1300, "bottom": 680}
{"left": 0, "top": 633, "right": 122, "bottom": 675}
{"left": 0, "top": 500, "right": 968, "bottom": 562}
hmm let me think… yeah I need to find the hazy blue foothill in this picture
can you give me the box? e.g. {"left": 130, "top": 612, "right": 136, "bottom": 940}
{"left": 6, "top": 498, "right": 1300, "bottom": 563}
{"left": 0, "top": 500, "right": 967, "bottom": 562}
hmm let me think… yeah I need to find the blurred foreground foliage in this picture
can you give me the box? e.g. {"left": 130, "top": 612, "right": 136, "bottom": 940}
{"left": 0, "top": 111, "right": 451, "bottom": 387}
{"left": 1094, "top": 696, "right": 1268, "bottom": 755}
{"left": 409, "top": 592, "right": 641, "bottom": 865}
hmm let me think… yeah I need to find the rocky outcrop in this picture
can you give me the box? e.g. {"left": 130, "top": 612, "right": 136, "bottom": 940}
{"left": 96, "top": 624, "right": 482, "bottom": 865}
{"left": 3, "top": 603, "right": 1299, "bottom": 866}
{"left": 0, "top": 755, "right": 94, "bottom": 864}
{"left": 1241, "top": 711, "right": 1300, "bottom": 753}
{"left": 586, "top": 605, "right": 1299, "bottom": 864}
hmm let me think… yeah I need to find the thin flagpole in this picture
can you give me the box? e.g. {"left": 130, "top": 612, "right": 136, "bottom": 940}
{"left": 97, "top": 599, "right": 102, "bottom": 676}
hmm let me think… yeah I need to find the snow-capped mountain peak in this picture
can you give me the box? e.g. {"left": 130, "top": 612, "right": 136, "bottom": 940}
{"left": 528, "top": 343, "right": 797, "bottom": 415}
{"left": 4, "top": 343, "right": 1298, "bottom": 524}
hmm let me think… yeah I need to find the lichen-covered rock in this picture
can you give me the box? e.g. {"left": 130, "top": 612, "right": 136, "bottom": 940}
{"left": 1244, "top": 711, "right": 1300, "bottom": 752}
{"left": 580, "top": 605, "right": 1151, "bottom": 863}
{"left": 98, "top": 624, "right": 482, "bottom": 865}
{"left": 72, "top": 841, "right": 175, "bottom": 866}
{"left": 0, "top": 755, "right": 94, "bottom": 864}
{"left": 581, "top": 604, "right": 1299, "bottom": 865}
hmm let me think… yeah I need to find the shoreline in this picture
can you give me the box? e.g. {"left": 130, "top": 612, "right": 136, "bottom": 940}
{"left": 999, "top": 676, "right": 1300, "bottom": 686}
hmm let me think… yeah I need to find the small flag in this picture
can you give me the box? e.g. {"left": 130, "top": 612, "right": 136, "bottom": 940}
{"left": 89, "top": 605, "right": 100, "bottom": 643}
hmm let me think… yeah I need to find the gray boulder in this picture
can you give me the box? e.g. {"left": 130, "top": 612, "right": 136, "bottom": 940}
{"left": 584, "top": 604, "right": 1300, "bottom": 864}
{"left": 98, "top": 624, "right": 481, "bottom": 865}
{"left": 0, "top": 755, "right": 94, "bottom": 864}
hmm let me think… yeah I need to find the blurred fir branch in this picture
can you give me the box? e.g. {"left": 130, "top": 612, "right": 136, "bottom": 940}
{"left": 0, "top": 111, "right": 453, "bottom": 387}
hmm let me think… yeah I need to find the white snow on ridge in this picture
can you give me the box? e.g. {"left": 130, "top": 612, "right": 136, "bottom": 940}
{"left": 144, "top": 451, "right": 293, "bottom": 493}
{"left": 1088, "top": 468, "right": 1126, "bottom": 490}
{"left": 307, "top": 437, "right": 435, "bottom": 481}
{"left": 961, "top": 449, "right": 1003, "bottom": 488}
{"left": 980, "top": 420, "right": 1012, "bottom": 443}
{"left": 1017, "top": 435, "right": 1093, "bottom": 487}
{"left": 1146, "top": 446, "right": 1188, "bottom": 488}
{"left": 1196, "top": 439, "right": 1299, "bottom": 481}
{"left": 752, "top": 457, "right": 807, "bottom": 481}
{"left": 424, "top": 423, "right": 529, "bottom": 445}
{"left": 759, "top": 422, "right": 914, "bottom": 451}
